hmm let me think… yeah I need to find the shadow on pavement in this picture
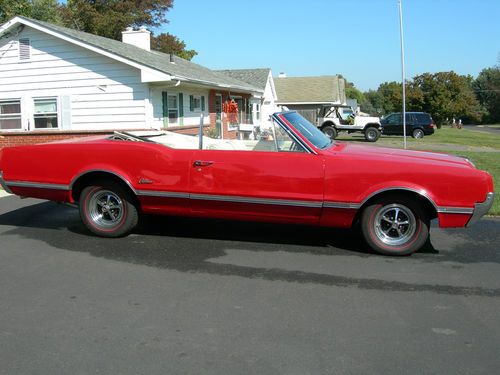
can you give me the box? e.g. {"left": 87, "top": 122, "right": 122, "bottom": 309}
{"left": 1, "top": 199, "right": 499, "bottom": 297}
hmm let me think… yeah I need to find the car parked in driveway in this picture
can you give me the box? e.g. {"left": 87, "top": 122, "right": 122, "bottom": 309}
{"left": 0, "top": 111, "right": 494, "bottom": 256}
{"left": 381, "top": 112, "right": 435, "bottom": 138}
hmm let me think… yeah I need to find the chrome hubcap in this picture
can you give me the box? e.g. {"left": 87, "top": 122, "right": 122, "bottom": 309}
{"left": 373, "top": 204, "right": 416, "bottom": 246}
{"left": 88, "top": 190, "right": 123, "bottom": 228}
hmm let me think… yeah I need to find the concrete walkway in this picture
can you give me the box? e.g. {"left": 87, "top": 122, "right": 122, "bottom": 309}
{"left": 0, "top": 189, "right": 11, "bottom": 198}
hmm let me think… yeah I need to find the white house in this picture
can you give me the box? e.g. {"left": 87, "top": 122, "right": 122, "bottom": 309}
{"left": 0, "top": 16, "right": 263, "bottom": 147}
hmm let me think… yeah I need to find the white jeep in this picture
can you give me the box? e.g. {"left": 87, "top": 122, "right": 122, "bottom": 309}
{"left": 317, "top": 105, "right": 382, "bottom": 142}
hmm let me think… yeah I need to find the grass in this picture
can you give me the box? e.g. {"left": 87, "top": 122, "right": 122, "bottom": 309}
{"left": 447, "top": 151, "right": 500, "bottom": 215}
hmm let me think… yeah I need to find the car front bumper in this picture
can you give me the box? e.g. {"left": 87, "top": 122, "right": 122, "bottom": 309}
{"left": 467, "top": 192, "right": 495, "bottom": 227}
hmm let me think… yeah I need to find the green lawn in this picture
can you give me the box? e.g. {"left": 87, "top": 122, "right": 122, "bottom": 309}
{"left": 337, "top": 126, "right": 500, "bottom": 215}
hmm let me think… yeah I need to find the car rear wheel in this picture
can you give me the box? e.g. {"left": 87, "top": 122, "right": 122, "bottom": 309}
{"left": 80, "top": 182, "right": 138, "bottom": 237}
{"left": 322, "top": 125, "right": 337, "bottom": 139}
{"left": 364, "top": 127, "right": 381, "bottom": 142}
{"left": 360, "top": 195, "right": 429, "bottom": 255}
{"left": 412, "top": 128, "right": 424, "bottom": 139}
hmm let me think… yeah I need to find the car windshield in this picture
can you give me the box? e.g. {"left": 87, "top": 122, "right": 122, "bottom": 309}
{"left": 278, "top": 112, "right": 332, "bottom": 150}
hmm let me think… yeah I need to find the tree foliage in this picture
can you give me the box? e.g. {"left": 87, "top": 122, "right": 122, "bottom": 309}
{"left": 0, "top": 0, "right": 61, "bottom": 24}
{"left": 473, "top": 66, "right": 500, "bottom": 123}
{"left": 412, "top": 72, "right": 483, "bottom": 124}
{"left": 151, "top": 33, "right": 197, "bottom": 61}
{"left": 1, "top": 0, "right": 198, "bottom": 61}
{"left": 61, "top": 0, "right": 174, "bottom": 40}
{"left": 361, "top": 72, "right": 484, "bottom": 124}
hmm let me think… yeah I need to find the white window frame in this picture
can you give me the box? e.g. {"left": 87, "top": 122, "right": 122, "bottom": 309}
{"left": 0, "top": 99, "right": 23, "bottom": 131}
{"left": 33, "top": 97, "right": 60, "bottom": 130}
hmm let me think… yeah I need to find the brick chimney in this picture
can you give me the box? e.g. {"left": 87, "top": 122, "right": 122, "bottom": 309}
{"left": 121, "top": 26, "right": 151, "bottom": 51}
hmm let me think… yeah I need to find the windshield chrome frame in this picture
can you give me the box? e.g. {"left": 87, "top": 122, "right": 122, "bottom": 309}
{"left": 272, "top": 112, "right": 320, "bottom": 155}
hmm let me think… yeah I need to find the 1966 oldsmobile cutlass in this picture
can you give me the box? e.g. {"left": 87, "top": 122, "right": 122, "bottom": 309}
{"left": 0, "top": 111, "right": 495, "bottom": 255}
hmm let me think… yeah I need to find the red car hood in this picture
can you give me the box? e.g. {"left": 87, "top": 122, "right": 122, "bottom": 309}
{"left": 326, "top": 142, "right": 471, "bottom": 167}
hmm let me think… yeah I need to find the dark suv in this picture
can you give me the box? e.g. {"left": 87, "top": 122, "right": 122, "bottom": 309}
{"left": 381, "top": 112, "right": 435, "bottom": 138}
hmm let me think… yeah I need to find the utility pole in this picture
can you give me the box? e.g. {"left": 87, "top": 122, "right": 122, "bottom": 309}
{"left": 398, "top": 0, "right": 407, "bottom": 149}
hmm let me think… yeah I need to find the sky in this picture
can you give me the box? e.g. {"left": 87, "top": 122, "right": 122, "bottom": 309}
{"left": 159, "top": 0, "right": 500, "bottom": 91}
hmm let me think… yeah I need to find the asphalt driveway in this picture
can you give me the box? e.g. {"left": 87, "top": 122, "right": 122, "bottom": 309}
{"left": 1, "top": 196, "right": 499, "bottom": 374}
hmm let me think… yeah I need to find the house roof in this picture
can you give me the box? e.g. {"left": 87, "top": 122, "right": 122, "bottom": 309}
{"left": 274, "top": 76, "right": 345, "bottom": 104}
{"left": 1, "top": 16, "right": 261, "bottom": 93}
{"left": 214, "top": 69, "right": 271, "bottom": 91}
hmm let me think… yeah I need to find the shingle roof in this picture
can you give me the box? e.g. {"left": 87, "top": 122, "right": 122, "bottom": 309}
{"left": 274, "top": 76, "right": 344, "bottom": 104}
{"left": 214, "top": 69, "right": 271, "bottom": 91}
{"left": 10, "top": 16, "right": 261, "bottom": 93}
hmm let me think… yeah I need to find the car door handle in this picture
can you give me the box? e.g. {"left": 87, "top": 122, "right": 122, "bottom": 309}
{"left": 193, "top": 160, "right": 214, "bottom": 167}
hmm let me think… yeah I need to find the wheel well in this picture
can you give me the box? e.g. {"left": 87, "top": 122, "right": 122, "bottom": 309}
{"left": 354, "top": 189, "right": 438, "bottom": 225}
{"left": 71, "top": 171, "right": 140, "bottom": 209}
{"left": 363, "top": 123, "right": 381, "bottom": 131}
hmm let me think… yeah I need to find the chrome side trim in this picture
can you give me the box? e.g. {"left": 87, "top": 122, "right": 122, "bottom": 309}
{"left": 323, "top": 202, "right": 361, "bottom": 209}
{"left": 4, "top": 180, "right": 69, "bottom": 191}
{"left": 437, "top": 207, "right": 474, "bottom": 215}
{"left": 137, "top": 190, "right": 190, "bottom": 199}
{"left": 467, "top": 192, "right": 495, "bottom": 227}
{"left": 0, "top": 171, "right": 13, "bottom": 194}
{"left": 190, "top": 193, "right": 323, "bottom": 208}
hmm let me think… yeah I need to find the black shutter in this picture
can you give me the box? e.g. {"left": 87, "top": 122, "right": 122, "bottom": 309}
{"left": 162, "top": 91, "right": 168, "bottom": 126}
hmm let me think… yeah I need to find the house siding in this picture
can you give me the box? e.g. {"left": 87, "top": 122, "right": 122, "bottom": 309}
{"left": 150, "top": 86, "right": 210, "bottom": 129}
{"left": 0, "top": 26, "right": 148, "bottom": 132}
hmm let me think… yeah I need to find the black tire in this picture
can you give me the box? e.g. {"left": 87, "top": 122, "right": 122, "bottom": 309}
{"left": 412, "top": 128, "right": 424, "bottom": 139}
{"left": 360, "top": 195, "right": 429, "bottom": 255}
{"left": 364, "top": 127, "right": 381, "bottom": 142}
{"left": 79, "top": 182, "right": 138, "bottom": 237}
{"left": 322, "top": 125, "right": 337, "bottom": 139}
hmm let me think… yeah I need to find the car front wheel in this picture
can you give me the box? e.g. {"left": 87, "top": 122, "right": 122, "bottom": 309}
{"left": 412, "top": 128, "right": 424, "bottom": 139}
{"left": 360, "top": 195, "right": 429, "bottom": 255}
{"left": 79, "top": 182, "right": 138, "bottom": 237}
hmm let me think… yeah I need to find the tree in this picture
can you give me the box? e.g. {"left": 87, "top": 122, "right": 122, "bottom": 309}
{"left": 0, "top": 0, "right": 61, "bottom": 24}
{"left": 60, "top": 0, "right": 197, "bottom": 60}
{"left": 151, "top": 33, "right": 197, "bottom": 61}
{"left": 413, "top": 71, "right": 484, "bottom": 124}
{"left": 473, "top": 66, "right": 500, "bottom": 123}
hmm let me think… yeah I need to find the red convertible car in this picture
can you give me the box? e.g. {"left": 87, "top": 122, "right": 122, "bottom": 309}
{"left": 0, "top": 111, "right": 495, "bottom": 255}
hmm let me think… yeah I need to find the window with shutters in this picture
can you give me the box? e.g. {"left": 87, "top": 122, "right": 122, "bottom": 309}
{"left": 19, "top": 38, "right": 31, "bottom": 61}
{"left": 189, "top": 95, "right": 205, "bottom": 112}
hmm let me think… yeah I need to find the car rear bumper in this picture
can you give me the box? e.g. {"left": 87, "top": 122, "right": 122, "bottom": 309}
{"left": 467, "top": 192, "right": 495, "bottom": 227}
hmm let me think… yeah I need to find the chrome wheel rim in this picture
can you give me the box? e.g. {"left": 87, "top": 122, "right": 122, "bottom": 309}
{"left": 367, "top": 130, "right": 377, "bottom": 140}
{"left": 373, "top": 203, "right": 416, "bottom": 246}
{"left": 414, "top": 130, "right": 423, "bottom": 138}
{"left": 88, "top": 190, "right": 124, "bottom": 228}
